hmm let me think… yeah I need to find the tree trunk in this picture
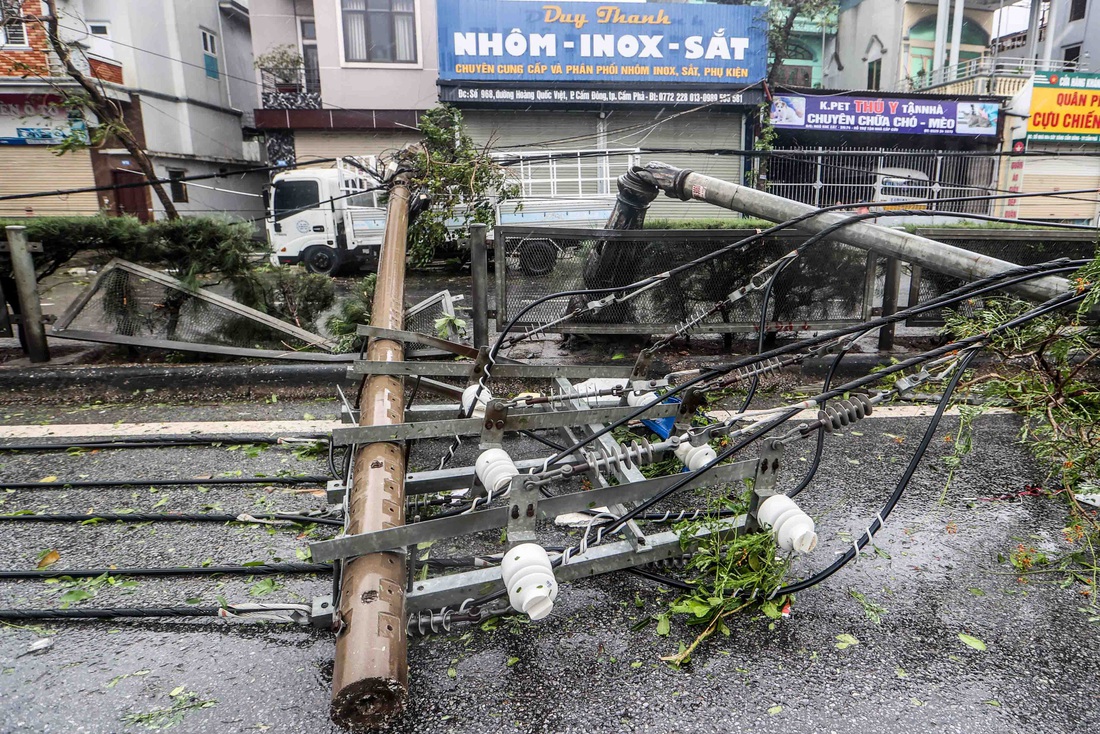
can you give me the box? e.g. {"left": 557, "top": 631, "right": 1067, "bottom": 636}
{"left": 39, "top": 0, "right": 179, "bottom": 219}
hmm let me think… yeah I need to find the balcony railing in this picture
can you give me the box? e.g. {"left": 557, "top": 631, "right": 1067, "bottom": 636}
{"left": 905, "top": 56, "right": 1078, "bottom": 94}
{"left": 260, "top": 67, "right": 321, "bottom": 110}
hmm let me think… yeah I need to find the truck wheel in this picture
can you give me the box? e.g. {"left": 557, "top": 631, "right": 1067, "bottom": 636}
{"left": 517, "top": 239, "right": 557, "bottom": 276}
{"left": 302, "top": 246, "right": 343, "bottom": 276}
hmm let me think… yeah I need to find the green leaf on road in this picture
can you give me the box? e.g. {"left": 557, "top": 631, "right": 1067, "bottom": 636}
{"left": 835, "top": 633, "right": 859, "bottom": 650}
{"left": 58, "top": 589, "right": 93, "bottom": 606}
{"left": 768, "top": 705, "right": 783, "bottom": 716}
{"left": 249, "top": 578, "right": 280, "bottom": 597}
{"left": 958, "top": 633, "right": 986, "bottom": 651}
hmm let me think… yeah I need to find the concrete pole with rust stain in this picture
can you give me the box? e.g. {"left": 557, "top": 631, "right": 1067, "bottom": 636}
{"left": 330, "top": 174, "right": 412, "bottom": 729}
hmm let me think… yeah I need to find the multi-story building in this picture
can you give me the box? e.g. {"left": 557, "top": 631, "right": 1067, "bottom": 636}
{"left": 251, "top": 0, "right": 773, "bottom": 220}
{"left": 830, "top": 0, "right": 1083, "bottom": 98}
{"left": 827, "top": 0, "right": 1005, "bottom": 92}
{"left": 771, "top": 7, "right": 839, "bottom": 89}
{"left": 995, "top": 0, "right": 1094, "bottom": 71}
{"left": 0, "top": 0, "right": 264, "bottom": 221}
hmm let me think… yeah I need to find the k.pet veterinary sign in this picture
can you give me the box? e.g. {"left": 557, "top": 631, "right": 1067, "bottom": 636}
{"left": 437, "top": 0, "right": 768, "bottom": 85}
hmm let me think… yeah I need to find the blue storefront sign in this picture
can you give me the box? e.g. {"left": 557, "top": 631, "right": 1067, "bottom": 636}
{"left": 770, "top": 94, "right": 999, "bottom": 136}
{"left": 437, "top": 0, "right": 768, "bottom": 86}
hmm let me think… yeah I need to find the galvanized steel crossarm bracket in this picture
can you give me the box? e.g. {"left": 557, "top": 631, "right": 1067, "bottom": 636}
{"left": 330, "top": 402, "right": 684, "bottom": 446}
{"left": 346, "top": 361, "right": 636, "bottom": 379}
{"left": 405, "top": 514, "right": 749, "bottom": 613}
{"left": 309, "top": 459, "right": 758, "bottom": 562}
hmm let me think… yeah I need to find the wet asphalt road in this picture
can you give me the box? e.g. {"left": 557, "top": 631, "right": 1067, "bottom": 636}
{"left": 0, "top": 396, "right": 1097, "bottom": 734}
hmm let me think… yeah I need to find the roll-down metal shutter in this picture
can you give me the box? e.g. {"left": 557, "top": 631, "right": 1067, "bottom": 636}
{"left": 0, "top": 147, "right": 98, "bottom": 217}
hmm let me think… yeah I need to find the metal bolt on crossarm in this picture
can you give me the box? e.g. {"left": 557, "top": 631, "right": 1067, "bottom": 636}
{"left": 329, "top": 170, "right": 413, "bottom": 730}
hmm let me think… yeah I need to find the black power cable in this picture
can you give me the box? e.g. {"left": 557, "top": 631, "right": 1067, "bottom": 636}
{"left": 440, "top": 187, "right": 1093, "bottom": 472}
{"left": 775, "top": 290, "right": 1088, "bottom": 595}
{"left": 0, "top": 435, "right": 328, "bottom": 452}
{"left": 0, "top": 606, "right": 227, "bottom": 621}
{"left": 0, "top": 562, "right": 331, "bottom": 580}
{"left": 505, "top": 255, "right": 1089, "bottom": 482}
{"left": 0, "top": 475, "right": 330, "bottom": 490}
{"left": 731, "top": 203, "right": 1081, "bottom": 416}
{"left": 777, "top": 350, "right": 978, "bottom": 595}
{"left": 0, "top": 512, "right": 343, "bottom": 526}
{"left": 411, "top": 257, "right": 1074, "bottom": 524}
{"left": 787, "top": 337, "right": 855, "bottom": 500}
{"left": 461, "top": 287, "right": 1088, "bottom": 613}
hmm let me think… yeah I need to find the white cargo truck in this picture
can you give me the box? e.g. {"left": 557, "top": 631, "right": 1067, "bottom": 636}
{"left": 266, "top": 152, "right": 633, "bottom": 275}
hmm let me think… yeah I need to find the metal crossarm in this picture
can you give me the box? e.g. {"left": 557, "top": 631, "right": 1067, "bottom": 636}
{"left": 405, "top": 516, "right": 748, "bottom": 613}
{"left": 346, "top": 361, "right": 635, "bottom": 379}
{"left": 330, "top": 402, "right": 683, "bottom": 446}
{"left": 310, "top": 459, "right": 759, "bottom": 562}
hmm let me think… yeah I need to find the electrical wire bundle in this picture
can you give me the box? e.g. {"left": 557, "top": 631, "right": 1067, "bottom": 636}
{"left": 408, "top": 178, "right": 1098, "bottom": 622}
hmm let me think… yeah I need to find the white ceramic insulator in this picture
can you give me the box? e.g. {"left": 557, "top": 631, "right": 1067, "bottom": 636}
{"left": 757, "top": 494, "right": 818, "bottom": 554}
{"left": 674, "top": 442, "right": 718, "bottom": 471}
{"left": 475, "top": 448, "right": 519, "bottom": 493}
{"left": 626, "top": 390, "right": 655, "bottom": 407}
{"left": 461, "top": 385, "right": 492, "bottom": 419}
{"left": 500, "top": 543, "right": 559, "bottom": 620}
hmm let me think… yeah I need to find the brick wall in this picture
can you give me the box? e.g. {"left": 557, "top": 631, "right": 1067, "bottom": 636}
{"left": 0, "top": 0, "right": 50, "bottom": 77}
{"left": 89, "top": 57, "right": 122, "bottom": 84}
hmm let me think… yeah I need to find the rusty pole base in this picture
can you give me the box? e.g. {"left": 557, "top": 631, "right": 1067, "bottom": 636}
{"left": 330, "top": 674, "right": 406, "bottom": 731}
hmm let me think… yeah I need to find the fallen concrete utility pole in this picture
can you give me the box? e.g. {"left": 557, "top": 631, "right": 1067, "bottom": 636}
{"left": 622, "top": 162, "right": 1075, "bottom": 305}
{"left": 329, "top": 172, "right": 412, "bottom": 729}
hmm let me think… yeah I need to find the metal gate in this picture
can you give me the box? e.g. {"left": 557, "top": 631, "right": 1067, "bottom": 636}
{"left": 766, "top": 147, "right": 1000, "bottom": 215}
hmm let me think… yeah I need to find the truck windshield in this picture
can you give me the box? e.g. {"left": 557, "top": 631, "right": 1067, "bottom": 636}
{"left": 273, "top": 180, "right": 320, "bottom": 221}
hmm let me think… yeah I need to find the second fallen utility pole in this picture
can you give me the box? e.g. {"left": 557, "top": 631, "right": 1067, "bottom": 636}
{"left": 329, "top": 172, "right": 412, "bottom": 730}
{"left": 623, "top": 162, "right": 1075, "bottom": 305}
{"left": 5, "top": 226, "right": 49, "bottom": 363}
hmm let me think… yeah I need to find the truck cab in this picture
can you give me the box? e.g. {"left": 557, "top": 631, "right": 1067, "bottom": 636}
{"left": 267, "top": 159, "right": 385, "bottom": 275}
{"left": 266, "top": 151, "right": 628, "bottom": 276}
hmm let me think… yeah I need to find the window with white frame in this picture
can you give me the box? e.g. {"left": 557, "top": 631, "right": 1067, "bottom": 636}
{"left": 84, "top": 22, "right": 112, "bottom": 58}
{"left": 301, "top": 19, "right": 321, "bottom": 93}
{"left": 0, "top": 0, "right": 27, "bottom": 46}
{"left": 341, "top": 0, "right": 417, "bottom": 64}
{"left": 201, "top": 29, "right": 219, "bottom": 79}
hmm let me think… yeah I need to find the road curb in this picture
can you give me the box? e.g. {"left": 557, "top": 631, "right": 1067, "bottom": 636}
{"left": 0, "top": 351, "right": 980, "bottom": 395}
{"left": 0, "top": 363, "right": 353, "bottom": 393}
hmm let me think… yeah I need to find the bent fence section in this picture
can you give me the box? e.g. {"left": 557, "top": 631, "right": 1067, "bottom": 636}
{"left": 494, "top": 227, "right": 1096, "bottom": 336}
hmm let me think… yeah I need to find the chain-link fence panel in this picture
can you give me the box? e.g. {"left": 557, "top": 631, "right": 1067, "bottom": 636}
{"left": 52, "top": 259, "right": 338, "bottom": 359}
{"left": 495, "top": 228, "right": 875, "bottom": 336}
{"left": 405, "top": 291, "right": 460, "bottom": 357}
